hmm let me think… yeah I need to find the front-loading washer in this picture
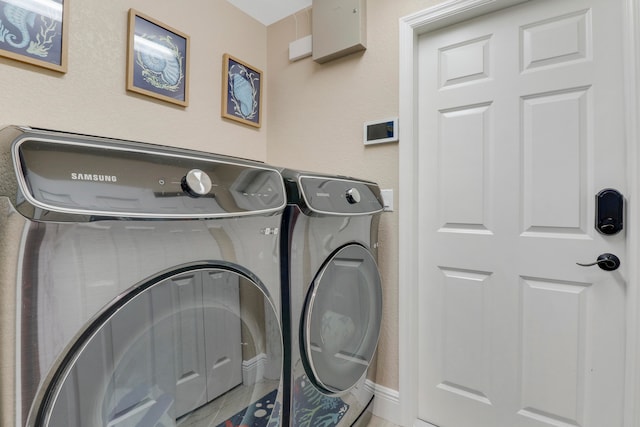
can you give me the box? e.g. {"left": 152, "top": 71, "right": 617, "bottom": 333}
{"left": 0, "top": 126, "right": 286, "bottom": 427}
{"left": 279, "top": 169, "right": 384, "bottom": 427}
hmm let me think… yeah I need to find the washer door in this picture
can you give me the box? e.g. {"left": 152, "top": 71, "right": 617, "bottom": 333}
{"left": 302, "top": 244, "right": 383, "bottom": 394}
{"left": 38, "top": 267, "right": 282, "bottom": 427}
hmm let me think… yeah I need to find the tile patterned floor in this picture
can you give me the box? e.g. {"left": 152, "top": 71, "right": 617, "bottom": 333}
{"left": 177, "top": 380, "right": 278, "bottom": 427}
{"left": 177, "top": 383, "right": 400, "bottom": 427}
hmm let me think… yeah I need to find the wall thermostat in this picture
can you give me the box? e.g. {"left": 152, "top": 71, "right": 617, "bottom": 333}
{"left": 364, "top": 117, "right": 398, "bottom": 145}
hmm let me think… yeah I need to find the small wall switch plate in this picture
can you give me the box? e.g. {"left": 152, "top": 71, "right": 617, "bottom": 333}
{"left": 381, "top": 189, "right": 394, "bottom": 212}
{"left": 289, "top": 35, "right": 312, "bottom": 61}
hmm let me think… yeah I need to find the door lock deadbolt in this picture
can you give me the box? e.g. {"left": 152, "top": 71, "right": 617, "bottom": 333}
{"left": 595, "top": 189, "right": 624, "bottom": 235}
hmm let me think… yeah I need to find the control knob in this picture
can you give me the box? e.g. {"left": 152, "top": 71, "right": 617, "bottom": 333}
{"left": 182, "top": 169, "right": 212, "bottom": 197}
{"left": 346, "top": 188, "right": 361, "bottom": 204}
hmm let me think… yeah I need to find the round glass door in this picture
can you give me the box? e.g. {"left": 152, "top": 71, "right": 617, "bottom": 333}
{"left": 39, "top": 267, "right": 282, "bottom": 427}
{"left": 302, "top": 244, "right": 383, "bottom": 394}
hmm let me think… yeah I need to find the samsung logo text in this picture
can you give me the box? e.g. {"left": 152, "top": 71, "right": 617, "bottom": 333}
{"left": 71, "top": 173, "right": 118, "bottom": 183}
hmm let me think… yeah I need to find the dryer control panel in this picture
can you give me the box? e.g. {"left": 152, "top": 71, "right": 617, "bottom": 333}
{"left": 298, "top": 175, "right": 383, "bottom": 215}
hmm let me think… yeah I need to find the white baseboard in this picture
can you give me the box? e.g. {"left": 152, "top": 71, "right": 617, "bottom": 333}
{"left": 368, "top": 382, "right": 403, "bottom": 426}
{"left": 242, "top": 353, "right": 267, "bottom": 386}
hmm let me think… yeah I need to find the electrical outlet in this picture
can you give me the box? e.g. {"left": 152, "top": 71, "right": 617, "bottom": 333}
{"left": 381, "top": 189, "right": 394, "bottom": 212}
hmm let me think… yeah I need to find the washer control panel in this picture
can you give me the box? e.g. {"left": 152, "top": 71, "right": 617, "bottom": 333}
{"left": 14, "top": 137, "right": 285, "bottom": 218}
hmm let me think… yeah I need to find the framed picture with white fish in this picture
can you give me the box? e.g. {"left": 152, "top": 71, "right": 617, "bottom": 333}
{"left": 127, "top": 9, "right": 189, "bottom": 107}
{"left": 0, "top": 0, "right": 69, "bottom": 73}
{"left": 221, "top": 53, "right": 262, "bottom": 128}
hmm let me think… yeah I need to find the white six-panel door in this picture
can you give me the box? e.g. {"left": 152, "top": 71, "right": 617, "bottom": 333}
{"left": 417, "top": 0, "right": 627, "bottom": 426}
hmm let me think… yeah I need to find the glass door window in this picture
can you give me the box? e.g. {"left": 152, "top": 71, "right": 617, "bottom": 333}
{"left": 40, "top": 268, "right": 282, "bottom": 427}
{"left": 302, "top": 244, "right": 383, "bottom": 394}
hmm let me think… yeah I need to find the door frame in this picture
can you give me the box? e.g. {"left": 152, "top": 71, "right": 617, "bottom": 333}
{"left": 398, "top": 1, "right": 640, "bottom": 426}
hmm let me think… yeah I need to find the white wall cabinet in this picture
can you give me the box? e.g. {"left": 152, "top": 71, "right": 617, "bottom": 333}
{"left": 312, "top": 0, "right": 366, "bottom": 63}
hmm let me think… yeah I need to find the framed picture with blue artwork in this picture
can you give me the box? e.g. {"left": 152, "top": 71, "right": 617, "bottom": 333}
{"left": 222, "top": 53, "right": 262, "bottom": 128}
{"left": 127, "top": 9, "right": 189, "bottom": 107}
{"left": 0, "top": 0, "right": 68, "bottom": 73}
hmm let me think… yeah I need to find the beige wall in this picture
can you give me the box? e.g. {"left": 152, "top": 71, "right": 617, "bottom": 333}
{"left": 0, "top": 0, "right": 268, "bottom": 160}
{"left": 266, "top": 0, "right": 444, "bottom": 391}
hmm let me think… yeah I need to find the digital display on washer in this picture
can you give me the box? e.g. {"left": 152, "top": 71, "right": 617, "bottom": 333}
{"left": 16, "top": 139, "right": 285, "bottom": 217}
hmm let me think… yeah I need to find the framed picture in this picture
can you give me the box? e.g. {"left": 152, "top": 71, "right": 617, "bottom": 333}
{"left": 0, "top": 0, "right": 69, "bottom": 73}
{"left": 222, "top": 54, "right": 262, "bottom": 128}
{"left": 127, "top": 9, "right": 189, "bottom": 107}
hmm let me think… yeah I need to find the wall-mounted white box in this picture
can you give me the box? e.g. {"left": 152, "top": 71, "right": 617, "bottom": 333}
{"left": 289, "top": 35, "right": 313, "bottom": 61}
{"left": 312, "top": 0, "right": 366, "bottom": 63}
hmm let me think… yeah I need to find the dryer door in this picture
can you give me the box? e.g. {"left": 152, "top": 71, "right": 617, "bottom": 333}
{"left": 302, "top": 244, "right": 383, "bottom": 394}
{"left": 36, "top": 267, "right": 282, "bottom": 427}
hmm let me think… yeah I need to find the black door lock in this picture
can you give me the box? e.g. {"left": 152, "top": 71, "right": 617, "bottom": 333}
{"left": 596, "top": 189, "right": 624, "bottom": 235}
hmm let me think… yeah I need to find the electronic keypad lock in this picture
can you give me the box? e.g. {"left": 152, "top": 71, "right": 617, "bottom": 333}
{"left": 596, "top": 189, "right": 624, "bottom": 235}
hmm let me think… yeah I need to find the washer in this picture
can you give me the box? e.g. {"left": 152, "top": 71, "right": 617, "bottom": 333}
{"left": 0, "top": 126, "right": 286, "bottom": 427}
{"left": 279, "top": 169, "right": 384, "bottom": 427}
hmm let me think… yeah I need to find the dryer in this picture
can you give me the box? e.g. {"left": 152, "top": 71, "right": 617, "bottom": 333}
{"left": 279, "top": 170, "right": 384, "bottom": 427}
{"left": 0, "top": 126, "right": 285, "bottom": 427}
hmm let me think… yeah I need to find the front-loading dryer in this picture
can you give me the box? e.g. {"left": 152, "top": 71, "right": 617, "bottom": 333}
{"left": 279, "top": 170, "right": 384, "bottom": 427}
{"left": 0, "top": 126, "right": 285, "bottom": 427}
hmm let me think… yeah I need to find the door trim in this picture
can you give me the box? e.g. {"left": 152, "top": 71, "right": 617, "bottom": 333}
{"left": 398, "top": 1, "right": 640, "bottom": 426}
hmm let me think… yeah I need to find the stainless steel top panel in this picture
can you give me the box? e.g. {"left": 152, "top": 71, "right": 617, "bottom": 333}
{"left": 0, "top": 126, "right": 286, "bottom": 221}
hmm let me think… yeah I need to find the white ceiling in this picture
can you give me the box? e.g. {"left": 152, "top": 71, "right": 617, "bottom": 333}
{"left": 226, "top": 0, "right": 312, "bottom": 26}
